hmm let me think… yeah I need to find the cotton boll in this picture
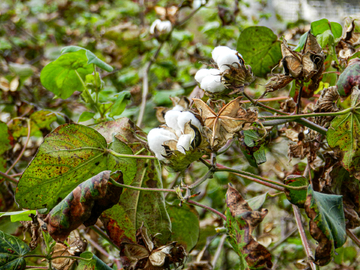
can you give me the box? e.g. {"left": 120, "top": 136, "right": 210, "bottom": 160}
{"left": 195, "top": 69, "right": 220, "bottom": 84}
{"left": 172, "top": 105, "right": 184, "bottom": 111}
{"left": 217, "top": 52, "right": 242, "bottom": 72}
{"left": 164, "top": 110, "right": 182, "bottom": 132}
{"left": 147, "top": 128, "right": 177, "bottom": 160}
{"left": 177, "top": 111, "right": 202, "bottom": 133}
{"left": 176, "top": 134, "right": 192, "bottom": 154}
{"left": 158, "top": 20, "right": 172, "bottom": 33}
{"left": 200, "top": 74, "right": 226, "bottom": 93}
{"left": 212, "top": 46, "right": 235, "bottom": 63}
{"left": 150, "top": 19, "right": 161, "bottom": 35}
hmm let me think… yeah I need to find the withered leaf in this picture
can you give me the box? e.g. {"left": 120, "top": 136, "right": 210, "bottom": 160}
{"left": 225, "top": 184, "right": 272, "bottom": 269}
{"left": 192, "top": 97, "right": 257, "bottom": 149}
{"left": 45, "top": 170, "right": 123, "bottom": 241}
{"left": 281, "top": 40, "right": 303, "bottom": 78}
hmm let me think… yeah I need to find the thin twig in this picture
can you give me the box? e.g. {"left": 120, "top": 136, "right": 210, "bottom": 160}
{"left": 137, "top": 5, "right": 203, "bottom": 127}
{"left": 346, "top": 228, "right": 360, "bottom": 248}
{"left": 292, "top": 205, "right": 317, "bottom": 270}
{"left": 0, "top": 171, "right": 19, "bottom": 184}
{"left": 269, "top": 227, "right": 298, "bottom": 252}
{"left": 6, "top": 119, "right": 31, "bottom": 174}
{"left": 109, "top": 178, "right": 180, "bottom": 193}
{"left": 212, "top": 234, "right": 227, "bottom": 267}
{"left": 82, "top": 233, "right": 122, "bottom": 268}
{"left": 187, "top": 199, "right": 226, "bottom": 221}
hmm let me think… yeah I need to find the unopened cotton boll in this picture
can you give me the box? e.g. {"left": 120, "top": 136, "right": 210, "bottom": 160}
{"left": 217, "top": 52, "right": 242, "bottom": 72}
{"left": 200, "top": 74, "right": 226, "bottom": 93}
{"left": 177, "top": 111, "right": 202, "bottom": 133}
{"left": 176, "top": 134, "right": 192, "bottom": 154}
{"left": 165, "top": 110, "right": 182, "bottom": 132}
{"left": 195, "top": 69, "right": 220, "bottom": 84}
{"left": 147, "top": 128, "right": 177, "bottom": 160}
{"left": 211, "top": 46, "right": 235, "bottom": 63}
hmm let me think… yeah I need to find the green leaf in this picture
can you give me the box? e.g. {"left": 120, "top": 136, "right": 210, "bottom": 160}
{"left": 8, "top": 63, "right": 33, "bottom": 78}
{"left": 0, "top": 230, "right": 30, "bottom": 270}
{"left": 246, "top": 192, "right": 269, "bottom": 210}
{"left": 61, "top": 46, "right": 113, "bottom": 72}
{"left": 284, "top": 175, "right": 308, "bottom": 208}
{"left": 316, "top": 29, "right": 334, "bottom": 49}
{"left": 15, "top": 123, "right": 136, "bottom": 210}
{"left": 294, "top": 32, "right": 308, "bottom": 52}
{"left": 167, "top": 202, "right": 199, "bottom": 252}
{"left": 40, "top": 50, "right": 93, "bottom": 99}
{"left": 327, "top": 89, "right": 360, "bottom": 178}
{"left": 305, "top": 185, "right": 347, "bottom": 253}
{"left": 253, "top": 145, "right": 266, "bottom": 165}
{"left": 109, "top": 91, "right": 131, "bottom": 118}
{"left": 243, "top": 130, "right": 259, "bottom": 147}
{"left": 76, "top": 251, "right": 113, "bottom": 270}
{"left": 237, "top": 26, "right": 282, "bottom": 78}
{"left": 311, "top": 18, "right": 331, "bottom": 36}
{"left": 330, "top": 22, "right": 342, "bottom": 40}
{"left": 78, "top": 111, "right": 95, "bottom": 122}
{"left": 0, "top": 122, "right": 11, "bottom": 156}
{"left": 0, "top": 210, "right": 37, "bottom": 222}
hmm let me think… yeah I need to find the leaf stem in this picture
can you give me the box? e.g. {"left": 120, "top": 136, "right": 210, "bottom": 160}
{"left": 107, "top": 149, "right": 156, "bottom": 160}
{"left": 212, "top": 234, "right": 227, "bottom": 267}
{"left": 6, "top": 119, "right": 31, "bottom": 174}
{"left": 108, "top": 177, "right": 179, "bottom": 193}
{"left": 187, "top": 199, "right": 226, "bottom": 221}
{"left": 292, "top": 205, "right": 317, "bottom": 270}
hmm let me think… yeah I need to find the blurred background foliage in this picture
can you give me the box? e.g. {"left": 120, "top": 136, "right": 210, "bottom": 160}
{"left": 1, "top": 0, "right": 360, "bottom": 269}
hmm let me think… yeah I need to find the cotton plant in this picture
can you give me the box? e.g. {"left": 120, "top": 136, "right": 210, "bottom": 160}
{"left": 195, "top": 46, "right": 254, "bottom": 97}
{"left": 147, "top": 105, "right": 209, "bottom": 171}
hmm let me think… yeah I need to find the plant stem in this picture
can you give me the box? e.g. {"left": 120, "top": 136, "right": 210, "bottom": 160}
{"left": 269, "top": 227, "right": 298, "bottom": 252}
{"left": 346, "top": 228, "right": 360, "bottom": 248}
{"left": 292, "top": 205, "right": 317, "bottom": 270}
{"left": 261, "top": 107, "right": 352, "bottom": 120}
{"left": 215, "top": 165, "right": 307, "bottom": 191}
{"left": 212, "top": 234, "right": 227, "bottom": 267}
{"left": 107, "top": 149, "right": 156, "bottom": 160}
{"left": 137, "top": 5, "right": 203, "bottom": 127}
{"left": 0, "top": 171, "right": 19, "bottom": 184}
{"left": 188, "top": 169, "right": 214, "bottom": 190}
{"left": 187, "top": 199, "right": 226, "bottom": 221}
{"left": 6, "top": 119, "right": 30, "bottom": 174}
{"left": 25, "top": 267, "right": 48, "bottom": 269}
{"left": 108, "top": 178, "right": 180, "bottom": 193}
{"left": 90, "top": 225, "right": 120, "bottom": 251}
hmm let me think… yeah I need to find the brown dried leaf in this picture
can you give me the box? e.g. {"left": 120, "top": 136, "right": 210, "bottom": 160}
{"left": 281, "top": 40, "right": 302, "bottom": 78}
{"left": 313, "top": 86, "right": 339, "bottom": 127}
{"left": 192, "top": 97, "right": 257, "bottom": 149}
{"left": 265, "top": 74, "right": 293, "bottom": 93}
{"left": 225, "top": 184, "right": 272, "bottom": 269}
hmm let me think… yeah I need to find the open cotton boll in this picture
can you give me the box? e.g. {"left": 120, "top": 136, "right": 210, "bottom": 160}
{"left": 176, "top": 134, "right": 192, "bottom": 154}
{"left": 212, "top": 46, "right": 235, "bottom": 63}
{"left": 195, "top": 69, "right": 220, "bottom": 84}
{"left": 200, "top": 74, "right": 226, "bottom": 93}
{"left": 147, "top": 128, "right": 177, "bottom": 160}
{"left": 165, "top": 110, "right": 182, "bottom": 132}
{"left": 172, "top": 105, "right": 184, "bottom": 111}
{"left": 158, "top": 20, "right": 172, "bottom": 33}
{"left": 217, "top": 52, "right": 242, "bottom": 72}
{"left": 150, "top": 19, "right": 161, "bottom": 35}
{"left": 177, "top": 111, "right": 202, "bottom": 133}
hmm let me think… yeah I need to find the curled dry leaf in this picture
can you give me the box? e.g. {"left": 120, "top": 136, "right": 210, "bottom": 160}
{"left": 225, "top": 184, "right": 272, "bottom": 269}
{"left": 313, "top": 86, "right": 339, "bottom": 128}
{"left": 336, "top": 18, "right": 360, "bottom": 60}
{"left": 121, "top": 224, "right": 185, "bottom": 270}
{"left": 265, "top": 31, "right": 325, "bottom": 97}
{"left": 20, "top": 214, "right": 46, "bottom": 250}
{"left": 45, "top": 170, "right": 123, "bottom": 241}
{"left": 51, "top": 230, "right": 87, "bottom": 270}
{"left": 192, "top": 97, "right": 258, "bottom": 150}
